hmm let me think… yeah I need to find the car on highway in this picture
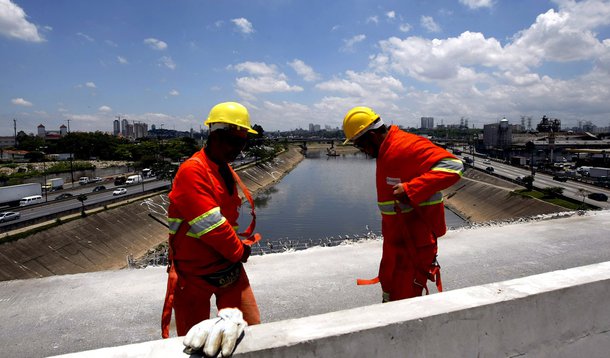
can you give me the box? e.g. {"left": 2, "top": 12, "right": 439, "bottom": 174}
{"left": 90, "top": 177, "right": 104, "bottom": 183}
{"left": 587, "top": 192, "right": 608, "bottom": 202}
{"left": 55, "top": 193, "right": 74, "bottom": 200}
{"left": 114, "top": 176, "right": 127, "bottom": 185}
{"left": 552, "top": 175, "right": 569, "bottom": 182}
{"left": 0, "top": 211, "right": 20, "bottom": 223}
{"left": 485, "top": 166, "right": 494, "bottom": 173}
{"left": 113, "top": 188, "right": 127, "bottom": 196}
{"left": 92, "top": 185, "right": 106, "bottom": 192}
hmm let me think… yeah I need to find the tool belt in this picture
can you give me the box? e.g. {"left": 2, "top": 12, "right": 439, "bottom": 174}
{"left": 201, "top": 262, "right": 242, "bottom": 288}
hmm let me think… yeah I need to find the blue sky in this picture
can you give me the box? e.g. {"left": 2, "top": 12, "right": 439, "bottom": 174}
{"left": 2, "top": 0, "right": 610, "bottom": 135}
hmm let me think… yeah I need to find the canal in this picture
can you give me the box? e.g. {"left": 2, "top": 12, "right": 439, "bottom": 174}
{"left": 238, "top": 150, "right": 466, "bottom": 251}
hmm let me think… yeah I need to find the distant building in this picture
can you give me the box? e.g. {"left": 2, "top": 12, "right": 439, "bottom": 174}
{"left": 0, "top": 136, "right": 16, "bottom": 148}
{"left": 36, "top": 124, "right": 68, "bottom": 140}
{"left": 121, "top": 118, "right": 129, "bottom": 136}
{"left": 483, "top": 117, "right": 514, "bottom": 149}
{"left": 113, "top": 120, "right": 120, "bottom": 136}
{"left": 421, "top": 117, "right": 434, "bottom": 129}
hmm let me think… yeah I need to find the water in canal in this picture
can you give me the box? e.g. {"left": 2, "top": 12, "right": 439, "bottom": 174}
{"left": 238, "top": 150, "right": 466, "bottom": 248}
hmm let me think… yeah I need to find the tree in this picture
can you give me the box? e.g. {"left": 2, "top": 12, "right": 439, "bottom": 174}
{"left": 77, "top": 194, "right": 88, "bottom": 217}
{"left": 522, "top": 175, "right": 534, "bottom": 191}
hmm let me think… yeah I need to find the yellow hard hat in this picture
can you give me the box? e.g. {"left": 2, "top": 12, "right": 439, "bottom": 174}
{"left": 204, "top": 102, "right": 258, "bottom": 134}
{"left": 342, "top": 106, "right": 380, "bottom": 144}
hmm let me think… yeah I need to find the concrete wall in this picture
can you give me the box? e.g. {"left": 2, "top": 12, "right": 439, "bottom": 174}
{"left": 52, "top": 261, "right": 610, "bottom": 358}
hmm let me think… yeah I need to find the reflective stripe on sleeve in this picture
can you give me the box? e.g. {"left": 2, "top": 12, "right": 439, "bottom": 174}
{"left": 186, "top": 207, "right": 227, "bottom": 238}
{"left": 167, "top": 218, "right": 183, "bottom": 234}
{"left": 431, "top": 158, "right": 464, "bottom": 176}
{"left": 377, "top": 192, "right": 444, "bottom": 215}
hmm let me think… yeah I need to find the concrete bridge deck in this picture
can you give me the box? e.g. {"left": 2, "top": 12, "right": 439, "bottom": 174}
{"left": 1, "top": 210, "right": 609, "bottom": 357}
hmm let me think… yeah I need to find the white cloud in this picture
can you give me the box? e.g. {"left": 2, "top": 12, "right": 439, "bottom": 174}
{"left": 11, "top": 97, "right": 33, "bottom": 106}
{"left": 169, "top": 89, "right": 179, "bottom": 96}
{"left": 341, "top": 34, "right": 366, "bottom": 52}
{"left": 399, "top": 23, "right": 412, "bottom": 33}
{"left": 144, "top": 38, "right": 168, "bottom": 50}
{"left": 231, "top": 18, "right": 254, "bottom": 34}
{"left": 317, "top": 71, "right": 404, "bottom": 100}
{"left": 366, "top": 16, "right": 378, "bottom": 24}
{"left": 117, "top": 56, "right": 128, "bottom": 64}
{"left": 0, "top": 0, "right": 44, "bottom": 42}
{"left": 85, "top": 82, "right": 96, "bottom": 88}
{"left": 230, "top": 61, "right": 303, "bottom": 98}
{"left": 98, "top": 105, "right": 112, "bottom": 112}
{"left": 105, "top": 40, "right": 118, "bottom": 47}
{"left": 288, "top": 59, "right": 320, "bottom": 82}
{"left": 159, "top": 56, "right": 176, "bottom": 70}
{"left": 386, "top": 11, "right": 396, "bottom": 19}
{"left": 421, "top": 16, "right": 441, "bottom": 33}
{"left": 76, "top": 32, "right": 94, "bottom": 42}
{"left": 459, "top": 0, "right": 494, "bottom": 10}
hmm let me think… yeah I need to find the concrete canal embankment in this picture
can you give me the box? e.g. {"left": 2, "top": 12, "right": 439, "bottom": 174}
{"left": 0, "top": 147, "right": 305, "bottom": 281}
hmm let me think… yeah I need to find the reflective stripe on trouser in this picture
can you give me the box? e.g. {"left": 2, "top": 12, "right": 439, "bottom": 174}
{"left": 377, "top": 191, "right": 444, "bottom": 215}
{"left": 173, "top": 269, "right": 260, "bottom": 336}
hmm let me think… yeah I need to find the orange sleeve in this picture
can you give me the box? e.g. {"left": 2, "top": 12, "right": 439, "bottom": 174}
{"left": 402, "top": 137, "right": 463, "bottom": 205}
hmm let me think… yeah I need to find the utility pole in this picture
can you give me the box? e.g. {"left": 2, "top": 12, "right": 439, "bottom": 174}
{"left": 13, "top": 118, "right": 17, "bottom": 146}
{"left": 66, "top": 119, "right": 74, "bottom": 187}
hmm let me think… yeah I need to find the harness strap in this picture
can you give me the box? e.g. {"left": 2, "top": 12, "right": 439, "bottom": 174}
{"left": 161, "top": 262, "right": 177, "bottom": 338}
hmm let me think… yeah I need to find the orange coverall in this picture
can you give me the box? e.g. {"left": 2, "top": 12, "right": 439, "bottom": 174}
{"left": 376, "top": 125, "right": 463, "bottom": 301}
{"left": 161, "top": 149, "right": 260, "bottom": 338}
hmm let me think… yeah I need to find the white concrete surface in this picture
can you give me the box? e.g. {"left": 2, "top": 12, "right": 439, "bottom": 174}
{"left": 52, "top": 261, "right": 610, "bottom": 357}
{"left": 1, "top": 210, "right": 610, "bottom": 357}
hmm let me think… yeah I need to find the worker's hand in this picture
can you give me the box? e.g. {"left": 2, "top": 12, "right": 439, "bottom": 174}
{"left": 241, "top": 242, "right": 251, "bottom": 263}
{"left": 183, "top": 308, "right": 247, "bottom": 357}
{"left": 392, "top": 183, "right": 409, "bottom": 204}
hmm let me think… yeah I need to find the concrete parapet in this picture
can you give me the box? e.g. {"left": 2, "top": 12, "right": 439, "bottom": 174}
{"left": 52, "top": 261, "right": 610, "bottom": 357}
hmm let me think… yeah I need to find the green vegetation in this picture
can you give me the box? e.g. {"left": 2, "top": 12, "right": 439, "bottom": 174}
{"left": 514, "top": 188, "right": 596, "bottom": 210}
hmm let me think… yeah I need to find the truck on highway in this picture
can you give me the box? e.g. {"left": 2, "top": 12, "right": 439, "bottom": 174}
{"left": 125, "top": 174, "right": 142, "bottom": 185}
{"left": 588, "top": 167, "right": 610, "bottom": 179}
{"left": 42, "top": 178, "right": 64, "bottom": 192}
{"left": 0, "top": 183, "right": 42, "bottom": 207}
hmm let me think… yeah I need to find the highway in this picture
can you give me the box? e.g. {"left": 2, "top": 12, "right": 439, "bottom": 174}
{"left": 0, "top": 178, "right": 170, "bottom": 231}
{"left": 458, "top": 153, "right": 610, "bottom": 210}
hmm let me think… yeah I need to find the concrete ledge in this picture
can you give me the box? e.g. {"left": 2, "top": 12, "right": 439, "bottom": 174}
{"left": 52, "top": 261, "right": 610, "bottom": 357}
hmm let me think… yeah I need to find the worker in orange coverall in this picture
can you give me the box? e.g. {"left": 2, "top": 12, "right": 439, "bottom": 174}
{"left": 161, "top": 102, "right": 261, "bottom": 339}
{"left": 343, "top": 106, "right": 463, "bottom": 303}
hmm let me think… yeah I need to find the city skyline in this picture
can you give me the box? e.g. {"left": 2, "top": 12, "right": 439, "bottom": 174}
{"left": 2, "top": 0, "right": 610, "bottom": 136}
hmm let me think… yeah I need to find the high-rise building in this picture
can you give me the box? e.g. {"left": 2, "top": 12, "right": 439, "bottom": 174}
{"left": 420, "top": 117, "right": 434, "bottom": 129}
{"left": 113, "top": 119, "right": 120, "bottom": 136}
{"left": 37, "top": 124, "right": 46, "bottom": 137}
{"left": 121, "top": 118, "right": 129, "bottom": 136}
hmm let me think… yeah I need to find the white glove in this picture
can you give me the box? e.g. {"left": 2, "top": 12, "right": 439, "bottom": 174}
{"left": 183, "top": 308, "right": 248, "bottom": 357}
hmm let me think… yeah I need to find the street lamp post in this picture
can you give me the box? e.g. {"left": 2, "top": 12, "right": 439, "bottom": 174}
{"left": 39, "top": 146, "right": 48, "bottom": 202}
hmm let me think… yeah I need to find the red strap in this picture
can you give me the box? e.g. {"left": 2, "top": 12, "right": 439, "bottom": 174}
{"left": 429, "top": 265, "right": 443, "bottom": 292}
{"left": 357, "top": 276, "right": 380, "bottom": 285}
{"left": 229, "top": 166, "right": 260, "bottom": 242}
{"left": 161, "top": 263, "right": 178, "bottom": 338}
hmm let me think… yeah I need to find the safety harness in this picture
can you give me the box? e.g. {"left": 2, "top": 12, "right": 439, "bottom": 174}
{"left": 356, "top": 198, "right": 443, "bottom": 298}
{"left": 162, "top": 159, "right": 261, "bottom": 338}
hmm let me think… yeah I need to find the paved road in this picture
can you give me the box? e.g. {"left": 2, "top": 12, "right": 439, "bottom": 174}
{"left": 1, "top": 210, "right": 609, "bottom": 358}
